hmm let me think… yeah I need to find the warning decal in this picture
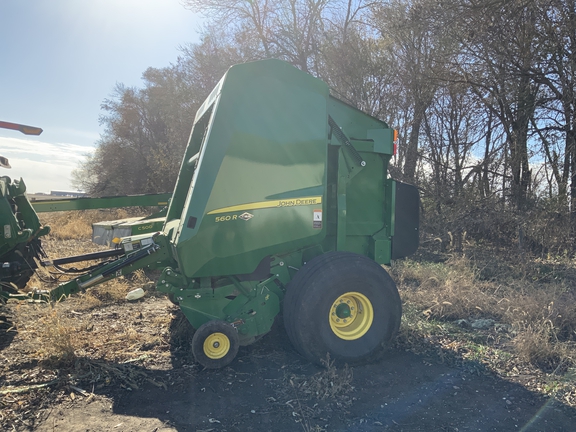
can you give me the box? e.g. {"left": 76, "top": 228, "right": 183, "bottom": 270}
{"left": 313, "top": 209, "right": 322, "bottom": 229}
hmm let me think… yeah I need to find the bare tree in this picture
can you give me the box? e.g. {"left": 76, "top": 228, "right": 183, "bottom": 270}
{"left": 370, "top": 0, "right": 457, "bottom": 181}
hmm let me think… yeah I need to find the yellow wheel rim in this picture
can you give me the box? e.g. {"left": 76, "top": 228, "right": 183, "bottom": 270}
{"left": 203, "top": 332, "right": 231, "bottom": 359}
{"left": 329, "top": 292, "right": 374, "bottom": 340}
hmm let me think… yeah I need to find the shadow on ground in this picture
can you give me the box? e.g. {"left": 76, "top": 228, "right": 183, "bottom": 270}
{"left": 0, "top": 308, "right": 17, "bottom": 352}
{"left": 35, "top": 316, "right": 576, "bottom": 432}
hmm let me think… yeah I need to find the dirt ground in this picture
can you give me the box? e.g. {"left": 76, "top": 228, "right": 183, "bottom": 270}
{"left": 3, "top": 297, "right": 576, "bottom": 431}
{"left": 1, "top": 237, "right": 576, "bottom": 431}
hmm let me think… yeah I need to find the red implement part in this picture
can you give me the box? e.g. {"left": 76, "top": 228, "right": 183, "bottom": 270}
{"left": 0, "top": 121, "right": 43, "bottom": 136}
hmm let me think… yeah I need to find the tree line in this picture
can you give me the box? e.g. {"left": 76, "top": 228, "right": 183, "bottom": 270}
{"left": 73, "top": 0, "right": 576, "bottom": 255}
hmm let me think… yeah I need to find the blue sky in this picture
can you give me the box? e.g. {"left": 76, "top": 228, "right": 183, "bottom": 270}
{"left": 0, "top": 0, "right": 201, "bottom": 193}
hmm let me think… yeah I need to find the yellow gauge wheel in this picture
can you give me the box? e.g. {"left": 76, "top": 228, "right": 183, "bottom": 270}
{"left": 203, "top": 332, "right": 231, "bottom": 359}
{"left": 329, "top": 292, "right": 374, "bottom": 340}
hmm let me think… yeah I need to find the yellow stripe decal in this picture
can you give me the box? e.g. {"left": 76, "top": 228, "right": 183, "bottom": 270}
{"left": 207, "top": 196, "right": 322, "bottom": 215}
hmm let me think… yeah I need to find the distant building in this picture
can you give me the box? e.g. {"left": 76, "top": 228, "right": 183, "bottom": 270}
{"left": 50, "top": 190, "right": 88, "bottom": 198}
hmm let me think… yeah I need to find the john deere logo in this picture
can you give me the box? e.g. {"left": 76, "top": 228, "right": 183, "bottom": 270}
{"left": 239, "top": 212, "right": 254, "bottom": 221}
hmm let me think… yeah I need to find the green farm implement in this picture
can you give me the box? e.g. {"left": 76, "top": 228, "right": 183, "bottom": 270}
{"left": 18, "top": 60, "right": 420, "bottom": 368}
{"left": 30, "top": 194, "right": 171, "bottom": 245}
{"left": 0, "top": 121, "right": 50, "bottom": 293}
{"left": 0, "top": 120, "right": 169, "bottom": 298}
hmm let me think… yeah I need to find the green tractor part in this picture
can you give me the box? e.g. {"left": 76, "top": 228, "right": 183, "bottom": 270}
{"left": 30, "top": 193, "right": 171, "bottom": 212}
{"left": 0, "top": 119, "right": 170, "bottom": 300}
{"left": 0, "top": 192, "right": 169, "bottom": 299}
{"left": 0, "top": 177, "right": 50, "bottom": 294}
{"left": 34, "top": 59, "right": 420, "bottom": 368}
{"left": 31, "top": 193, "right": 171, "bottom": 245}
{"left": 1, "top": 121, "right": 50, "bottom": 296}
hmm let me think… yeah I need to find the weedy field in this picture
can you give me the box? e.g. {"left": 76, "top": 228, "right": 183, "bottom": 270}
{"left": 1, "top": 211, "right": 576, "bottom": 431}
{"left": 392, "top": 245, "right": 576, "bottom": 404}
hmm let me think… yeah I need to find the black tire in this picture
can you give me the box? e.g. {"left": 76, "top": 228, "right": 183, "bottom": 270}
{"left": 191, "top": 320, "right": 240, "bottom": 369}
{"left": 2, "top": 240, "right": 41, "bottom": 290}
{"left": 283, "top": 252, "right": 401, "bottom": 366}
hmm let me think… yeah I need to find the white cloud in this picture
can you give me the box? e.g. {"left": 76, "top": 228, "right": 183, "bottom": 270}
{"left": 45, "top": 127, "right": 101, "bottom": 145}
{"left": 0, "top": 136, "right": 94, "bottom": 194}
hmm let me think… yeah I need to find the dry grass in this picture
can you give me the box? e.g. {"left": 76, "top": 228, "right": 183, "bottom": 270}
{"left": 0, "top": 209, "right": 176, "bottom": 429}
{"left": 285, "top": 355, "right": 352, "bottom": 432}
{"left": 392, "top": 253, "right": 576, "bottom": 373}
{"left": 41, "top": 208, "right": 149, "bottom": 240}
{"left": 33, "top": 307, "right": 79, "bottom": 366}
{"left": 305, "top": 355, "right": 353, "bottom": 400}
{"left": 13, "top": 296, "right": 174, "bottom": 370}
{"left": 10, "top": 206, "right": 166, "bottom": 368}
{"left": 77, "top": 270, "right": 154, "bottom": 309}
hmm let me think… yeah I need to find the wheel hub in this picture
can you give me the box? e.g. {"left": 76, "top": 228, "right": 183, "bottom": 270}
{"left": 329, "top": 292, "right": 374, "bottom": 340}
{"left": 335, "top": 303, "right": 352, "bottom": 319}
{"left": 203, "top": 332, "right": 230, "bottom": 359}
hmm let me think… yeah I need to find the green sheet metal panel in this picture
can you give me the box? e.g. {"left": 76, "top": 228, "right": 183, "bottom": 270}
{"left": 31, "top": 193, "right": 171, "bottom": 212}
{"left": 345, "top": 150, "right": 387, "bottom": 238}
{"left": 169, "top": 59, "right": 329, "bottom": 278}
{"left": 326, "top": 96, "right": 395, "bottom": 263}
{"left": 327, "top": 96, "right": 391, "bottom": 147}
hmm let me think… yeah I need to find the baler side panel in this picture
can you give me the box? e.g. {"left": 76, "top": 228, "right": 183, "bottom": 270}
{"left": 325, "top": 96, "right": 396, "bottom": 263}
{"left": 343, "top": 152, "right": 388, "bottom": 257}
{"left": 173, "top": 60, "right": 330, "bottom": 279}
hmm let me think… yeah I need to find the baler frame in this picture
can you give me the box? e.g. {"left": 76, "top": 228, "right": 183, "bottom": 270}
{"left": 18, "top": 60, "right": 419, "bottom": 369}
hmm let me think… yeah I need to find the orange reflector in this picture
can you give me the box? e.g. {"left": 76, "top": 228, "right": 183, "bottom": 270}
{"left": 20, "top": 125, "right": 43, "bottom": 136}
{"left": 112, "top": 237, "right": 121, "bottom": 244}
{"left": 393, "top": 130, "right": 399, "bottom": 155}
{"left": 0, "top": 121, "right": 43, "bottom": 136}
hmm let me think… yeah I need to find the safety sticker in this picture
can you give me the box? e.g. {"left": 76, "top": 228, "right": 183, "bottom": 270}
{"left": 313, "top": 209, "right": 322, "bottom": 229}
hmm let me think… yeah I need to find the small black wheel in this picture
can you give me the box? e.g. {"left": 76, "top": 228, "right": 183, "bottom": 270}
{"left": 191, "top": 320, "right": 240, "bottom": 369}
{"left": 283, "top": 252, "right": 401, "bottom": 366}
